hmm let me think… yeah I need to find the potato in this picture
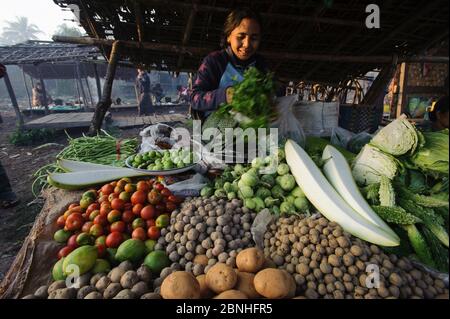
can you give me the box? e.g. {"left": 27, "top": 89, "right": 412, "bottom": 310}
{"left": 236, "top": 248, "right": 265, "bottom": 273}
{"left": 205, "top": 263, "right": 237, "bottom": 294}
{"left": 84, "top": 291, "right": 103, "bottom": 299}
{"left": 47, "top": 280, "right": 66, "bottom": 295}
{"left": 136, "top": 265, "right": 152, "bottom": 283}
{"left": 214, "top": 290, "right": 248, "bottom": 299}
{"left": 113, "top": 289, "right": 136, "bottom": 299}
{"left": 34, "top": 285, "right": 49, "bottom": 299}
{"left": 235, "top": 272, "right": 261, "bottom": 299}
{"left": 131, "top": 282, "right": 149, "bottom": 297}
{"left": 77, "top": 286, "right": 96, "bottom": 299}
{"left": 120, "top": 270, "right": 139, "bottom": 289}
{"left": 22, "top": 294, "right": 38, "bottom": 299}
{"left": 118, "top": 261, "right": 134, "bottom": 271}
{"left": 78, "top": 272, "right": 92, "bottom": 287}
{"left": 108, "top": 268, "right": 126, "bottom": 283}
{"left": 141, "top": 292, "right": 162, "bottom": 299}
{"left": 254, "top": 268, "right": 292, "bottom": 299}
{"left": 160, "top": 271, "right": 201, "bottom": 299}
{"left": 103, "top": 283, "right": 122, "bottom": 299}
{"left": 95, "top": 276, "right": 112, "bottom": 293}
{"left": 282, "top": 270, "right": 296, "bottom": 299}
{"left": 193, "top": 254, "right": 209, "bottom": 266}
{"left": 53, "top": 288, "right": 77, "bottom": 299}
{"left": 90, "top": 273, "right": 105, "bottom": 286}
{"left": 196, "top": 274, "right": 214, "bottom": 299}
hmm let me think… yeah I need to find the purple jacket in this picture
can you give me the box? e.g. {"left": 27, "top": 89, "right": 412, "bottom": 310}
{"left": 190, "top": 47, "right": 267, "bottom": 116}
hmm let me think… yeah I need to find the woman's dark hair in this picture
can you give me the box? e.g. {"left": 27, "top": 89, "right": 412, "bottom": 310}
{"left": 221, "top": 7, "right": 263, "bottom": 47}
{"left": 429, "top": 96, "right": 449, "bottom": 122}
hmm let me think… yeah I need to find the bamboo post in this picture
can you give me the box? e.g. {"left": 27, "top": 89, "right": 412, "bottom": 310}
{"left": 89, "top": 41, "right": 121, "bottom": 135}
{"left": 3, "top": 70, "right": 24, "bottom": 128}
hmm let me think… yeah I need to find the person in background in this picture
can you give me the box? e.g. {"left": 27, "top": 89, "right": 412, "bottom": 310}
{"left": 152, "top": 83, "right": 164, "bottom": 105}
{"left": 32, "top": 82, "right": 45, "bottom": 107}
{"left": 429, "top": 96, "right": 449, "bottom": 131}
{"left": 190, "top": 7, "right": 267, "bottom": 121}
{"left": 176, "top": 85, "right": 189, "bottom": 104}
{"left": 0, "top": 63, "right": 19, "bottom": 208}
{"left": 135, "top": 68, "right": 152, "bottom": 115}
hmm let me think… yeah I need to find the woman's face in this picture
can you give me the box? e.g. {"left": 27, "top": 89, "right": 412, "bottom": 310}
{"left": 227, "top": 18, "right": 261, "bottom": 61}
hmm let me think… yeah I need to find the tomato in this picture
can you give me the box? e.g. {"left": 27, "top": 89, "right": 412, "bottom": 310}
{"left": 110, "top": 221, "right": 126, "bottom": 233}
{"left": 107, "top": 210, "right": 122, "bottom": 223}
{"left": 110, "top": 181, "right": 118, "bottom": 187}
{"left": 136, "top": 181, "right": 150, "bottom": 192}
{"left": 81, "top": 221, "right": 94, "bottom": 233}
{"left": 146, "top": 219, "right": 156, "bottom": 228}
{"left": 114, "top": 185, "right": 124, "bottom": 194}
{"left": 160, "top": 188, "right": 172, "bottom": 197}
{"left": 155, "top": 214, "right": 170, "bottom": 228}
{"left": 56, "top": 215, "right": 66, "bottom": 228}
{"left": 148, "top": 190, "right": 162, "bottom": 205}
{"left": 131, "top": 190, "right": 147, "bottom": 205}
{"left": 67, "top": 234, "right": 79, "bottom": 248}
{"left": 76, "top": 232, "right": 94, "bottom": 246}
{"left": 119, "top": 191, "right": 131, "bottom": 202}
{"left": 147, "top": 226, "right": 160, "bottom": 240}
{"left": 100, "top": 204, "right": 112, "bottom": 217}
{"left": 132, "top": 203, "right": 144, "bottom": 215}
{"left": 165, "top": 201, "right": 177, "bottom": 212}
{"left": 95, "top": 235, "right": 106, "bottom": 246}
{"left": 63, "top": 210, "right": 74, "bottom": 220}
{"left": 94, "top": 214, "right": 108, "bottom": 226}
{"left": 124, "top": 203, "right": 133, "bottom": 211}
{"left": 101, "top": 184, "right": 114, "bottom": 195}
{"left": 86, "top": 203, "right": 100, "bottom": 215}
{"left": 140, "top": 205, "right": 156, "bottom": 220}
{"left": 89, "top": 224, "right": 104, "bottom": 237}
{"left": 106, "top": 231, "right": 123, "bottom": 248}
{"left": 153, "top": 183, "right": 165, "bottom": 191}
{"left": 89, "top": 210, "right": 100, "bottom": 221}
{"left": 168, "top": 195, "right": 182, "bottom": 204}
{"left": 108, "top": 193, "right": 119, "bottom": 202}
{"left": 79, "top": 197, "right": 94, "bottom": 209}
{"left": 117, "top": 179, "right": 128, "bottom": 189}
{"left": 68, "top": 203, "right": 79, "bottom": 210}
{"left": 124, "top": 183, "right": 136, "bottom": 193}
{"left": 111, "top": 198, "right": 125, "bottom": 211}
{"left": 132, "top": 227, "right": 147, "bottom": 241}
{"left": 98, "top": 194, "right": 109, "bottom": 204}
{"left": 96, "top": 244, "right": 106, "bottom": 258}
{"left": 57, "top": 246, "right": 74, "bottom": 259}
{"left": 122, "top": 210, "right": 135, "bottom": 224}
{"left": 65, "top": 213, "right": 84, "bottom": 231}
{"left": 132, "top": 218, "right": 146, "bottom": 230}
{"left": 147, "top": 179, "right": 155, "bottom": 188}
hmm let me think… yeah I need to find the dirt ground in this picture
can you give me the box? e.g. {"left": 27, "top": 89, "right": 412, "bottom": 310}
{"left": 0, "top": 104, "right": 189, "bottom": 281}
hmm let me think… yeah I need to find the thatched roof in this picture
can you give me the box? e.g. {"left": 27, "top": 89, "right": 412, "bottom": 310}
{"left": 53, "top": 0, "right": 449, "bottom": 85}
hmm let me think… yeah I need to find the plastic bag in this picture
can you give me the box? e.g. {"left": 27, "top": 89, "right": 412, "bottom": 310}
{"left": 166, "top": 173, "right": 209, "bottom": 197}
{"left": 272, "top": 95, "right": 306, "bottom": 148}
{"left": 139, "top": 123, "right": 175, "bottom": 153}
{"left": 250, "top": 209, "right": 274, "bottom": 249}
{"left": 347, "top": 132, "right": 373, "bottom": 154}
{"left": 331, "top": 127, "right": 355, "bottom": 149}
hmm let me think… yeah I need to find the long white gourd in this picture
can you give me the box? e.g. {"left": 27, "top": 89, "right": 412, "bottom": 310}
{"left": 285, "top": 140, "right": 399, "bottom": 246}
{"left": 58, "top": 159, "right": 126, "bottom": 172}
{"left": 322, "top": 145, "right": 398, "bottom": 239}
{"left": 48, "top": 169, "right": 150, "bottom": 190}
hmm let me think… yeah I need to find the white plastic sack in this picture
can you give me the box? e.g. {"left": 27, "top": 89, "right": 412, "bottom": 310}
{"left": 272, "top": 95, "right": 306, "bottom": 148}
{"left": 139, "top": 123, "right": 175, "bottom": 153}
{"left": 166, "top": 173, "right": 209, "bottom": 197}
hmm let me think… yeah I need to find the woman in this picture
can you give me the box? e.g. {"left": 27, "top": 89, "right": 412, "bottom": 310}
{"left": 190, "top": 8, "right": 266, "bottom": 120}
{"left": 135, "top": 68, "right": 153, "bottom": 115}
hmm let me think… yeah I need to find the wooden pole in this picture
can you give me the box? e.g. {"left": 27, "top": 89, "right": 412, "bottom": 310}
{"left": 84, "top": 76, "right": 94, "bottom": 107}
{"left": 92, "top": 62, "right": 102, "bottom": 102}
{"left": 21, "top": 67, "right": 32, "bottom": 111}
{"left": 36, "top": 64, "right": 49, "bottom": 115}
{"left": 53, "top": 36, "right": 450, "bottom": 64}
{"left": 89, "top": 40, "right": 121, "bottom": 135}
{"left": 76, "top": 61, "right": 89, "bottom": 111}
{"left": 3, "top": 70, "right": 24, "bottom": 128}
{"left": 177, "top": 4, "right": 197, "bottom": 71}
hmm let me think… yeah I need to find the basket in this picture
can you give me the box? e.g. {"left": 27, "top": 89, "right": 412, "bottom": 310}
{"left": 339, "top": 103, "right": 384, "bottom": 134}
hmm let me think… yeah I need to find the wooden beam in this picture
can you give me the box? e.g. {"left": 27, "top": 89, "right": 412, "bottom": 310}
{"left": 140, "top": 0, "right": 364, "bottom": 28}
{"left": 2, "top": 70, "right": 24, "bottom": 128}
{"left": 53, "top": 36, "right": 450, "bottom": 64}
{"left": 89, "top": 41, "right": 121, "bottom": 135}
{"left": 177, "top": 4, "right": 198, "bottom": 71}
{"left": 133, "top": 1, "right": 145, "bottom": 42}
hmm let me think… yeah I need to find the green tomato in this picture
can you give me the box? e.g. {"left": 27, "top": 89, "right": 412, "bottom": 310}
{"left": 260, "top": 174, "right": 276, "bottom": 187}
{"left": 163, "top": 161, "right": 174, "bottom": 170}
{"left": 279, "top": 174, "right": 296, "bottom": 191}
{"left": 285, "top": 195, "right": 296, "bottom": 205}
{"left": 142, "top": 153, "right": 150, "bottom": 161}
{"left": 214, "top": 189, "right": 227, "bottom": 198}
{"left": 264, "top": 196, "right": 279, "bottom": 208}
{"left": 223, "top": 182, "right": 234, "bottom": 193}
{"left": 177, "top": 162, "right": 185, "bottom": 168}
{"left": 271, "top": 205, "right": 280, "bottom": 215}
{"left": 227, "top": 192, "right": 237, "bottom": 200}
{"left": 255, "top": 187, "right": 272, "bottom": 199}
{"left": 251, "top": 157, "right": 264, "bottom": 169}
{"left": 280, "top": 201, "right": 295, "bottom": 215}
{"left": 234, "top": 164, "right": 246, "bottom": 175}
{"left": 240, "top": 185, "right": 254, "bottom": 199}
{"left": 271, "top": 185, "right": 285, "bottom": 199}
{"left": 200, "top": 186, "right": 214, "bottom": 197}
{"left": 240, "top": 172, "right": 259, "bottom": 187}
{"left": 134, "top": 154, "right": 143, "bottom": 164}
{"left": 154, "top": 158, "right": 162, "bottom": 165}
{"left": 291, "top": 186, "right": 305, "bottom": 198}
{"left": 253, "top": 197, "right": 265, "bottom": 211}
{"left": 153, "top": 164, "right": 163, "bottom": 170}
{"left": 277, "top": 163, "right": 290, "bottom": 176}
{"left": 294, "top": 197, "right": 309, "bottom": 212}
{"left": 149, "top": 150, "right": 157, "bottom": 158}
{"left": 244, "top": 198, "right": 256, "bottom": 210}
{"left": 275, "top": 149, "right": 285, "bottom": 161}
{"left": 183, "top": 155, "right": 192, "bottom": 164}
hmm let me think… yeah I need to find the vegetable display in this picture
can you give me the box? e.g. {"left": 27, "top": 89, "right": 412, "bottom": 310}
{"left": 128, "top": 149, "right": 196, "bottom": 171}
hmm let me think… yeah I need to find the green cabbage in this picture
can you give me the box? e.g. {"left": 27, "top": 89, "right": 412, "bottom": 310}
{"left": 408, "top": 131, "right": 449, "bottom": 177}
{"left": 370, "top": 115, "right": 420, "bottom": 156}
{"left": 352, "top": 145, "right": 401, "bottom": 185}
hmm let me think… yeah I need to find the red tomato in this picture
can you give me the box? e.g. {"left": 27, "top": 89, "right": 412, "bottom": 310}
{"left": 168, "top": 195, "right": 182, "bottom": 204}
{"left": 113, "top": 186, "right": 123, "bottom": 195}
{"left": 132, "top": 203, "right": 144, "bottom": 216}
{"left": 65, "top": 213, "right": 84, "bottom": 231}
{"left": 81, "top": 221, "right": 94, "bottom": 233}
{"left": 148, "top": 190, "right": 162, "bottom": 205}
{"left": 94, "top": 214, "right": 108, "bottom": 226}
{"left": 124, "top": 183, "right": 136, "bottom": 193}
{"left": 58, "top": 246, "right": 74, "bottom": 259}
{"left": 165, "top": 201, "right": 177, "bottom": 212}
{"left": 89, "top": 224, "right": 104, "bottom": 237}
{"left": 146, "top": 219, "right": 156, "bottom": 228}
{"left": 132, "top": 218, "right": 146, "bottom": 230}
{"left": 123, "top": 203, "right": 133, "bottom": 211}
{"left": 160, "top": 188, "right": 172, "bottom": 197}
{"left": 110, "top": 181, "right": 118, "bottom": 187}
{"left": 132, "top": 227, "right": 147, "bottom": 241}
{"left": 108, "top": 193, "right": 119, "bottom": 202}
{"left": 67, "top": 234, "right": 79, "bottom": 248}
{"left": 107, "top": 210, "right": 122, "bottom": 223}
{"left": 122, "top": 210, "right": 135, "bottom": 224}
{"left": 96, "top": 244, "right": 106, "bottom": 258}
{"left": 106, "top": 231, "right": 123, "bottom": 248}
{"left": 68, "top": 203, "right": 79, "bottom": 210}
{"left": 111, "top": 198, "right": 125, "bottom": 211}
{"left": 131, "top": 190, "right": 147, "bottom": 205}
{"left": 101, "top": 184, "right": 114, "bottom": 195}
{"left": 89, "top": 210, "right": 100, "bottom": 221}
{"left": 140, "top": 205, "right": 156, "bottom": 220}
{"left": 86, "top": 203, "right": 100, "bottom": 215}
{"left": 98, "top": 194, "right": 109, "bottom": 204}
{"left": 147, "top": 226, "right": 160, "bottom": 240}
{"left": 153, "top": 183, "right": 165, "bottom": 191}
{"left": 110, "top": 221, "right": 126, "bottom": 233}
{"left": 136, "top": 181, "right": 150, "bottom": 192}
{"left": 56, "top": 215, "right": 66, "bottom": 228}
{"left": 100, "top": 204, "right": 112, "bottom": 217}
{"left": 95, "top": 235, "right": 106, "bottom": 246}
